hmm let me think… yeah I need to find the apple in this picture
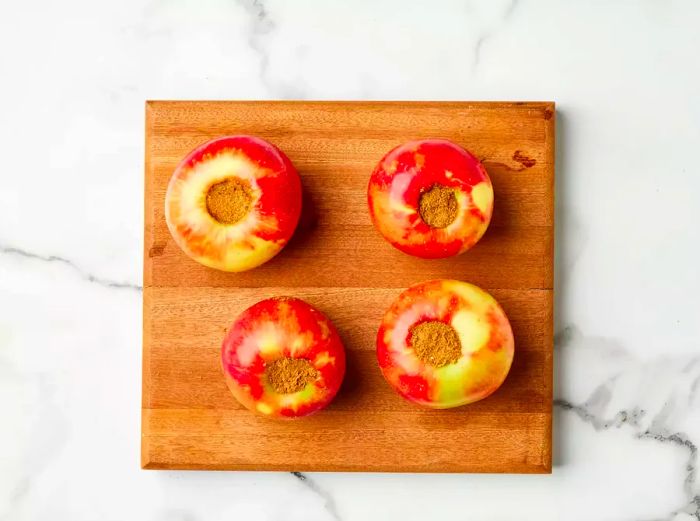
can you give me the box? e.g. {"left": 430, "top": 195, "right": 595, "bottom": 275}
{"left": 221, "top": 297, "right": 346, "bottom": 418}
{"left": 376, "top": 279, "right": 514, "bottom": 408}
{"left": 165, "top": 135, "right": 302, "bottom": 272}
{"left": 367, "top": 139, "right": 493, "bottom": 258}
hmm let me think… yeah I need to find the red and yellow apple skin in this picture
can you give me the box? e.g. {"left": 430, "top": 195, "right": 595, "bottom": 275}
{"left": 165, "top": 135, "right": 302, "bottom": 272}
{"left": 367, "top": 139, "right": 493, "bottom": 259}
{"left": 377, "top": 280, "right": 514, "bottom": 409}
{"left": 221, "top": 297, "right": 346, "bottom": 418}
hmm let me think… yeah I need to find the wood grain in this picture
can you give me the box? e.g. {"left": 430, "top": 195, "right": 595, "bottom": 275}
{"left": 143, "top": 101, "right": 555, "bottom": 473}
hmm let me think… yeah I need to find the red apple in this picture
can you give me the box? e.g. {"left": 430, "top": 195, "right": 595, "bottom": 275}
{"left": 367, "top": 139, "right": 493, "bottom": 258}
{"left": 221, "top": 297, "right": 346, "bottom": 418}
{"left": 377, "top": 279, "right": 514, "bottom": 408}
{"left": 165, "top": 135, "right": 301, "bottom": 272}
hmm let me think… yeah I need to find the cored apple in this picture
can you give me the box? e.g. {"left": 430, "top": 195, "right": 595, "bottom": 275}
{"left": 221, "top": 297, "right": 346, "bottom": 418}
{"left": 165, "top": 135, "right": 301, "bottom": 272}
{"left": 376, "top": 279, "right": 514, "bottom": 408}
{"left": 367, "top": 139, "right": 493, "bottom": 258}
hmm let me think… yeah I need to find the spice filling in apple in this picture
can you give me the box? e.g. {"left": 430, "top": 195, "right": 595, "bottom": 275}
{"left": 265, "top": 357, "right": 319, "bottom": 394}
{"left": 418, "top": 184, "right": 459, "bottom": 229}
{"left": 410, "top": 320, "right": 462, "bottom": 367}
{"left": 205, "top": 177, "right": 254, "bottom": 224}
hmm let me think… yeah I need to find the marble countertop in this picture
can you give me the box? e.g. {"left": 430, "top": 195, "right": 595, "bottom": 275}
{"left": 2, "top": 1, "right": 700, "bottom": 519}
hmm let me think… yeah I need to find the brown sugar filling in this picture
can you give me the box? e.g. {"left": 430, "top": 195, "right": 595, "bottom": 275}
{"left": 410, "top": 321, "right": 462, "bottom": 367}
{"left": 206, "top": 178, "right": 253, "bottom": 224}
{"left": 418, "top": 184, "right": 458, "bottom": 228}
{"left": 265, "top": 358, "right": 319, "bottom": 394}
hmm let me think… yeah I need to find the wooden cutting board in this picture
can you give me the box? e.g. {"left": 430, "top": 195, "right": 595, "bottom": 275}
{"left": 142, "top": 101, "right": 554, "bottom": 473}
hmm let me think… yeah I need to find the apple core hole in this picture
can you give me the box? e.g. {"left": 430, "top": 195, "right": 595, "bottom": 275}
{"left": 409, "top": 320, "right": 462, "bottom": 367}
{"left": 265, "top": 358, "right": 318, "bottom": 394}
{"left": 418, "top": 184, "right": 458, "bottom": 228}
{"left": 206, "top": 177, "right": 253, "bottom": 224}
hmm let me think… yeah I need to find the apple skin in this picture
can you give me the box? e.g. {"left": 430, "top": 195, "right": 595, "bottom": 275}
{"left": 367, "top": 139, "right": 493, "bottom": 259}
{"left": 376, "top": 279, "right": 514, "bottom": 409}
{"left": 221, "top": 297, "right": 346, "bottom": 418}
{"left": 165, "top": 135, "right": 302, "bottom": 272}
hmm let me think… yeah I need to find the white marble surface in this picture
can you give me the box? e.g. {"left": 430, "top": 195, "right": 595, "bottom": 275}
{"left": 1, "top": 0, "right": 699, "bottom": 519}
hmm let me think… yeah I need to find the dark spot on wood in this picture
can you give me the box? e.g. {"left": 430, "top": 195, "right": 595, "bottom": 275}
{"left": 149, "top": 242, "right": 166, "bottom": 257}
{"left": 512, "top": 150, "right": 536, "bottom": 168}
{"left": 544, "top": 108, "right": 553, "bottom": 120}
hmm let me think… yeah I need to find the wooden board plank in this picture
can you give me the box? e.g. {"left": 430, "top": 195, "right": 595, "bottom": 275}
{"left": 143, "top": 100, "right": 555, "bottom": 473}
